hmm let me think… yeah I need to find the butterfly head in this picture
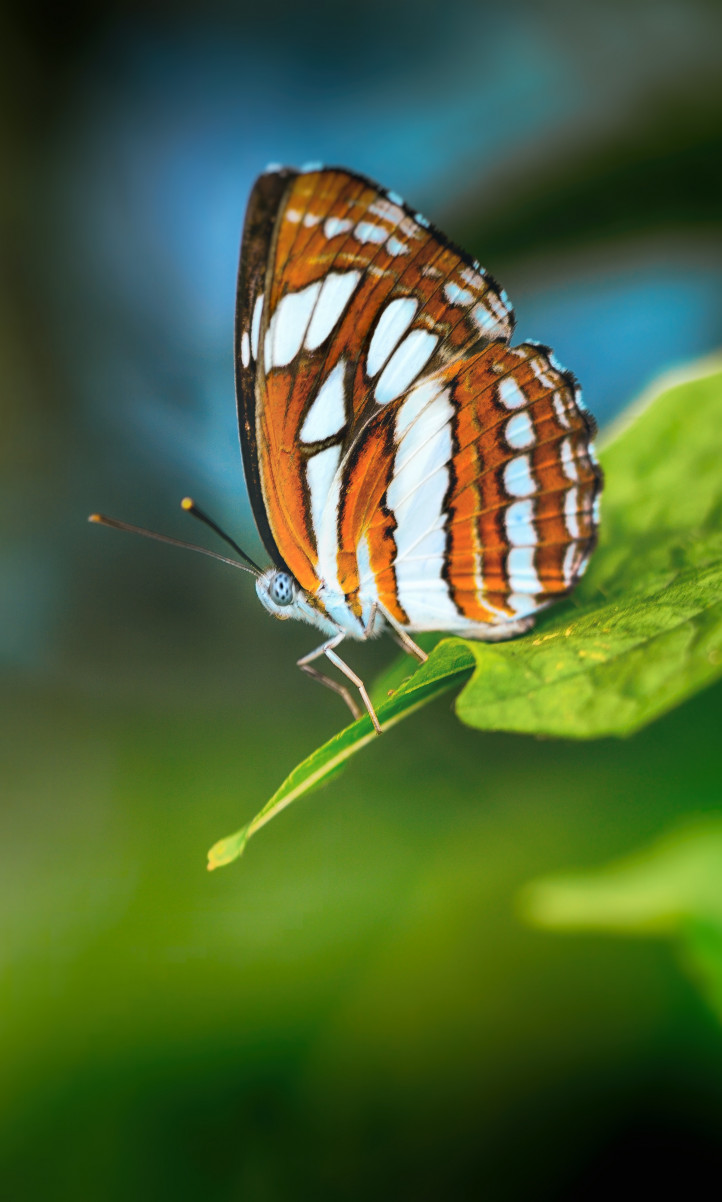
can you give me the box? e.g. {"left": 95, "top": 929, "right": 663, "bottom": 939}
{"left": 255, "top": 568, "right": 301, "bottom": 620}
{"left": 255, "top": 566, "right": 343, "bottom": 637}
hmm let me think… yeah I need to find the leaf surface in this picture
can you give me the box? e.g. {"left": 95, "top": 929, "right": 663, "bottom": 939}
{"left": 520, "top": 818, "right": 722, "bottom": 1022}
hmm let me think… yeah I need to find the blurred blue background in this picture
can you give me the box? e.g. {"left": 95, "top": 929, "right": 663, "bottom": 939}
{"left": 2, "top": 0, "right": 722, "bottom": 1197}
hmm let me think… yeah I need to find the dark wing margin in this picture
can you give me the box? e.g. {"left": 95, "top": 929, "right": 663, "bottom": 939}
{"left": 234, "top": 168, "right": 297, "bottom": 570}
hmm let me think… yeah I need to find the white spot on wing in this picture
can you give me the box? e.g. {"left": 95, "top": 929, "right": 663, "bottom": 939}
{"left": 354, "top": 532, "right": 380, "bottom": 626}
{"left": 486, "top": 291, "right": 510, "bottom": 322}
{"left": 315, "top": 451, "right": 344, "bottom": 595}
{"left": 240, "top": 330, "right": 251, "bottom": 368}
{"left": 504, "top": 454, "right": 537, "bottom": 498}
{"left": 305, "top": 271, "right": 360, "bottom": 350}
{"left": 505, "top": 499, "right": 536, "bottom": 546}
{"left": 563, "top": 542, "right": 579, "bottom": 585}
{"left": 386, "top": 236, "right": 408, "bottom": 256}
{"left": 370, "top": 199, "right": 404, "bottom": 223}
{"left": 324, "top": 217, "right": 352, "bottom": 239}
{"left": 251, "top": 295, "right": 263, "bottom": 358}
{"left": 367, "top": 297, "right": 418, "bottom": 378}
{"left": 505, "top": 410, "right": 535, "bottom": 449}
{"left": 507, "top": 546, "right": 541, "bottom": 594}
{"left": 508, "top": 593, "right": 538, "bottom": 617}
{"left": 300, "top": 360, "right": 347, "bottom": 443}
{"left": 560, "top": 437, "right": 579, "bottom": 481}
{"left": 375, "top": 329, "right": 438, "bottom": 405}
{"left": 565, "top": 486, "right": 580, "bottom": 538}
{"left": 395, "top": 380, "right": 451, "bottom": 454}
{"left": 498, "top": 377, "right": 527, "bottom": 410}
{"left": 265, "top": 281, "right": 321, "bottom": 371}
{"left": 399, "top": 215, "right": 420, "bottom": 239}
{"left": 391, "top": 378, "right": 452, "bottom": 477}
{"left": 388, "top": 388, "right": 460, "bottom": 626}
{"left": 356, "top": 530, "right": 373, "bottom": 586}
{"left": 474, "top": 308, "right": 503, "bottom": 335}
{"left": 355, "top": 221, "right": 387, "bottom": 244}
{"left": 575, "top": 549, "right": 592, "bottom": 577}
{"left": 444, "top": 283, "right": 474, "bottom": 306}
{"left": 530, "top": 356, "right": 557, "bottom": 390}
{"left": 461, "top": 266, "right": 484, "bottom": 286}
{"left": 306, "top": 445, "right": 341, "bottom": 552}
{"left": 553, "top": 393, "right": 571, "bottom": 428}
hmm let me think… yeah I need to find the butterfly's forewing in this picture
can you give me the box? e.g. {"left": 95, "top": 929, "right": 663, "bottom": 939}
{"left": 235, "top": 168, "right": 294, "bottom": 569}
{"left": 235, "top": 167, "right": 514, "bottom": 593}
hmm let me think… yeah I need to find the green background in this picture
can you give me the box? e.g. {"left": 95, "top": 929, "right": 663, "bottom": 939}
{"left": 2, "top": 0, "right": 722, "bottom": 1196}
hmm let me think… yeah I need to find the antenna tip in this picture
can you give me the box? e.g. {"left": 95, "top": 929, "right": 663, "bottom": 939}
{"left": 181, "top": 497, "right": 194, "bottom": 511}
{"left": 88, "top": 513, "right": 102, "bottom": 523}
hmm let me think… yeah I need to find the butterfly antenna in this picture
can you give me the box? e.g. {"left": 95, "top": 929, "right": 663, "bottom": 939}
{"left": 88, "top": 512, "right": 260, "bottom": 576}
{"left": 180, "top": 497, "right": 262, "bottom": 574}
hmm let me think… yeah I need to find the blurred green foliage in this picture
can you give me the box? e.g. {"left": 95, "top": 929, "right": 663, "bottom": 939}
{"left": 6, "top": 670, "right": 722, "bottom": 1198}
{"left": 523, "top": 818, "right": 722, "bottom": 1022}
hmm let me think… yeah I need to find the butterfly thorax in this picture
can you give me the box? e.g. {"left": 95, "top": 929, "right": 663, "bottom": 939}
{"left": 256, "top": 568, "right": 384, "bottom": 640}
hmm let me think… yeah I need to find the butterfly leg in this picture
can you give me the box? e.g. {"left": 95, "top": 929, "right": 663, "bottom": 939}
{"left": 377, "top": 601, "right": 428, "bottom": 663}
{"left": 297, "top": 660, "right": 362, "bottom": 721}
{"left": 297, "top": 634, "right": 382, "bottom": 734}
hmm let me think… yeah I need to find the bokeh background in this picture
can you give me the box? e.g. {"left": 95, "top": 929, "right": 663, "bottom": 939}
{"left": 3, "top": 0, "right": 722, "bottom": 1197}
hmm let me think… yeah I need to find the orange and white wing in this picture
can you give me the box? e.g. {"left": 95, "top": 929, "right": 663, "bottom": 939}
{"left": 235, "top": 166, "right": 514, "bottom": 594}
{"left": 236, "top": 165, "right": 602, "bottom": 638}
{"left": 330, "top": 341, "right": 602, "bottom": 634}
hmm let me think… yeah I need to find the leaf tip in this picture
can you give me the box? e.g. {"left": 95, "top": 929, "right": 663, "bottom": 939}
{"left": 517, "top": 879, "right": 574, "bottom": 929}
{"left": 206, "top": 824, "right": 250, "bottom": 871}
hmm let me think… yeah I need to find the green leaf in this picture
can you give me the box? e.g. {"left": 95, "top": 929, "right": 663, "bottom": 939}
{"left": 520, "top": 818, "right": 722, "bottom": 1022}
{"left": 207, "top": 639, "right": 473, "bottom": 869}
{"left": 210, "top": 357, "right": 722, "bottom": 866}
{"left": 455, "top": 357, "right": 722, "bottom": 736}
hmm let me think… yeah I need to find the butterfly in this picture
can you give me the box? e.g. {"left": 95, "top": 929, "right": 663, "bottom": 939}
{"left": 91, "top": 164, "right": 602, "bottom": 734}
{"left": 233, "top": 165, "right": 602, "bottom": 732}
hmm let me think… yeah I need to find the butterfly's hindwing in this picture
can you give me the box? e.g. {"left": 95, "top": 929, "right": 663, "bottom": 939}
{"left": 442, "top": 343, "right": 601, "bottom": 622}
{"left": 327, "top": 341, "right": 601, "bottom": 632}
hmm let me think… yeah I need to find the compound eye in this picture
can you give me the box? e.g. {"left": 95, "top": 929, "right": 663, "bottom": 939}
{"left": 270, "top": 572, "right": 294, "bottom": 607}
